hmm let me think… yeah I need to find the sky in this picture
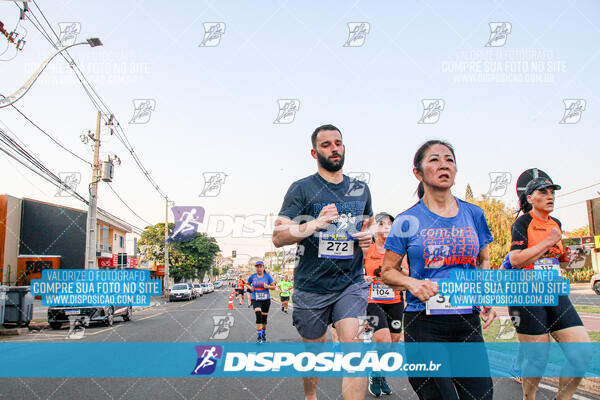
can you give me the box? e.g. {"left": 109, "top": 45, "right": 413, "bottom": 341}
{"left": 0, "top": 0, "right": 599, "bottom": 264}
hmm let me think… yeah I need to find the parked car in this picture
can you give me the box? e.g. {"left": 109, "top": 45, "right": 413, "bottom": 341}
{"left": 193, "top": 283, "right": 204, "bottom": 297}
{"left": 47, "top": 305, "right": 132, "bottom": 329}
{"left": 200, "top": 283, "right": 212, "bottom": 294}
{"left": 207, "top": 282, "right": 214, "bottom": 292}
{"left": 591, "top": 273, "right": 600, "bottom": 295}
{"left": 169, "top": 283, "right": 193, "bottom": 302}
{"left": 214, "top": 281, "right": 223, "bottom": 289}
{"left": 185, "top": 282, "right": 197, "bottom": 299}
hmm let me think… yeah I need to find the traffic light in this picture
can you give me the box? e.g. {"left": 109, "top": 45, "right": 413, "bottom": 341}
{"left": 232, "top": 250, "right": 236, "bottom": 258}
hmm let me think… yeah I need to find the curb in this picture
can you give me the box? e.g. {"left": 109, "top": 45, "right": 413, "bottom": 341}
{"left": 0, "top": 327, "right": 29, "bottom": 336}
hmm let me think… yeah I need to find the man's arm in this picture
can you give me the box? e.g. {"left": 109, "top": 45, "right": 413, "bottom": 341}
{"left": 272, "top": 204, "right": 339, "bottom": 248}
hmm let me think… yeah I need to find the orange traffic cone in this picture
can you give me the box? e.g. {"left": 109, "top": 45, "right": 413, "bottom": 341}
{"left": 228, "top": 293, "right": 234, "bottom": 310}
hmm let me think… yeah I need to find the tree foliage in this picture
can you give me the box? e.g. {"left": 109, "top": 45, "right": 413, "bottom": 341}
{"left": 467, "top": 196, "right": 515, "bottom": 268}
{"left": 137, "top": 223, "right": 220, "bottom": 282}
{"left": 563, "top": 226, "right": 589, "bottom": 238}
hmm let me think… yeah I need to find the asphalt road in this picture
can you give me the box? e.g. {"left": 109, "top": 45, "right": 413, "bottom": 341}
{"left": 0, "top": 288, "right": 595, "bottom": 400}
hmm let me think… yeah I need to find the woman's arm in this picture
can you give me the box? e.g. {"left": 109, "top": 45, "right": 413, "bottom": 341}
{"left": 509, "top": 227, "right": 562, "bottom": 268}
{"left": 381, "top": 250, "right": 438, "bottom": 302}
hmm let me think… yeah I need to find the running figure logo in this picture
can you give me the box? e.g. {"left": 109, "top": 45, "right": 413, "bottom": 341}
{"left": 55, "top": 172, "right": 81, "bottom": 197}
{"left": 559, "top": 99, "right": 586, "bottom": 124}
{"left": 344, "top": 23, "right": 370, "bottom": 47}
{"left": 169, "top": 206, "right": 206, "bottom": 242}
{"left": 191, "top": 345, "right": 223, "bottom": 375}
{"left": 485, "top": 172, "right": 512, "bottom": 198}
{"left": 345, "top": 172, "right": 370, "bottom": 197}
{"left": 418, "top": 99, "right": 445, "bottom": 124}
{"left": 199, "top": 172, "right": 228, "bottom": 197}
{"left": 210, "top": 314, "right": 234, "bottom": 339}
{"left": 199, "top": 23, "right": 226, "bottom": 47}
{"left": 129, "top": 99, "right": 156, "bottom": 124}
{"left": 56, "top": 22, "right": 81, "bottom": 46}
{"left": 273, "top": 99, "right": 300, "bottom": 124}
{"left": 485, "top": 22, "right": 512, "bottom": 47}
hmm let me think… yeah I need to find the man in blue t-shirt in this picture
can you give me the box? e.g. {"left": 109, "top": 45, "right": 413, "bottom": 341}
{"left": 272, "top": 124, "right": 373, "bottom": 400}
{"left": 246, "top": 261, "right": 275, "bottom": 343}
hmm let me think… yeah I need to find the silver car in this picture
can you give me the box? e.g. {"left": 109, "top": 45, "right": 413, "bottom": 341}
{"left": 193, "top": 283, "right": 204, "bottom": 296}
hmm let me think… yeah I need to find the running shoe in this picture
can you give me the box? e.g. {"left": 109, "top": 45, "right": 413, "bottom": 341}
{"left": 510, "top": 366, "right": 522, "bottom": 384}
{"left": 368, "top": 377, "right": 382, "bottom": 397}
{"left": 256, "top": 337, "right": 262, "bottom": 344}
{"left": 379, "top": 377, "right": 392, "bottom": 395}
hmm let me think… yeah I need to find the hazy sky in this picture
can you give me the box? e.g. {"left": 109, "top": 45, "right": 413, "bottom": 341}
{"left": 1, "top": 0, "right": 599, "bottom": 263}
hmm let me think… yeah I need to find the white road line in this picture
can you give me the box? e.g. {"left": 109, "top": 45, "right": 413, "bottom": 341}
{"left": 538, "top": 382, "right": 594, "bottom": 400}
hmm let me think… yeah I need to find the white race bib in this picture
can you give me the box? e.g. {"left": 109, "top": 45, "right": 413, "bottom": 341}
{"left": 255, "top": 292, "right": 268, "bottom": 300}
{"left": 370, "top": 282, "right": 395, "bottom": 301}
{"left": 426, "top": 294, "right": 472, "bottom": 315}
{"left": 318, "top": 232, "right": 354, "bottom": 259}
{"left": 534, "top": 258, "right": 561, "bottom": 276}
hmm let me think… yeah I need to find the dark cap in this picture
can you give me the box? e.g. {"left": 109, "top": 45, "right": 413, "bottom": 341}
{"left": 375, "top": 212, "right": 394, "bottom": 223}
{"left": 525, "top": 177, "right": 561, "bottom": 196}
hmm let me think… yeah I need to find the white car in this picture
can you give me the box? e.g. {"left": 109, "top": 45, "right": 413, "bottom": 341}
{"left": 201, "top": 283, "right": 214, "bottom": 293}
{"left": 193, "top": 283, "right": 204, "bottom": 297}
{"left": 169, "top": 283, "right": 193, "bottom": 302}
{"left": 591, "top": 273, "right": 600, "bottom": 295}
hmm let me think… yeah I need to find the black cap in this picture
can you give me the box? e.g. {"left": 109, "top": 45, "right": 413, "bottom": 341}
{"left": 375, "top": 212, "right": 394, "bottom": 223}
{"left": 525, "top": 177, "right": 561, "bottom": 196}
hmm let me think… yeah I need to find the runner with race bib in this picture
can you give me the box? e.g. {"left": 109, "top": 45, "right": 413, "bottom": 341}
{"left": 272, "top": 124, "right": 373, "bottom": 400}
{"left": 247, "top": 261, "right": 275, "bottom": 343}
{"left": 381, "top": 140, "right": 496, "bottom": 400}
{"left": 277, "top": 275, "right": 293, "bottom": 313}
{"left": 508, "top": 174, "right": 588, "bottom": 400}
{"left": 364, "top": 212, "right": 406, "bottom": 397}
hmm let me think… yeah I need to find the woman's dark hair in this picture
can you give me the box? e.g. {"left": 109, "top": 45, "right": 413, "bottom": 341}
{"left": 413, "top": 140, "right": 456, "bottom": 199}
{"left": 516, "top": 191, "right": 533, "bottom": 218}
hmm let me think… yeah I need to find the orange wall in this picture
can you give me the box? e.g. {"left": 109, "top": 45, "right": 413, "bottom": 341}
{"left": 17, "top": 256, "right": 60, "bottom": 285}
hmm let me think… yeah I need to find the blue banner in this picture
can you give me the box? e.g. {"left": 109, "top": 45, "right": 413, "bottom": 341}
{"left": 0, "top": 343, "right": 596, "bottom": 378}
{"left": 31, "top": 269, "right": 161, "bottom": 307}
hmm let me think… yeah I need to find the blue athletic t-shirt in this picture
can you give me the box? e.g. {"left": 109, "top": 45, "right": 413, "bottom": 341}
{"left": 278, "top": 173, "right": 373, "bottom": 294}
{"left": 384, "top": 197, "right": 493, "bottom": 312}
{"left": 248, "top": 273, "right": 274, "bottom": 301}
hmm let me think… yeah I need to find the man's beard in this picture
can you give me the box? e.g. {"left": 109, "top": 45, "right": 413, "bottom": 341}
{"left": 317, "top": 151, "right": 345, "bottom": 172}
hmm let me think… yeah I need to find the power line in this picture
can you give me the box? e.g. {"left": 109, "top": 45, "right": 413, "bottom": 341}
{"left": 0, "top": 125, "right": 145, "bottom": 234}
{"left": 106, "top": 183, "right": 153, "bottom": 227}
{"left": 17, "top": 2, "right": 169, "bottom": 201}
{"left": 556, "top": 182, "right": 600, "bottom": 198}
{"left": 3, "top": 98, "right": 92, "bottom": 165}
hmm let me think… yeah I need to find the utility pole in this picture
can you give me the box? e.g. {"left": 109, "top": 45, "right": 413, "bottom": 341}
{"left": 84, "top": 111, "right": 101, "bottom": 269}
{"left": 163, "top": 197, "right": 170, "bottom": 294}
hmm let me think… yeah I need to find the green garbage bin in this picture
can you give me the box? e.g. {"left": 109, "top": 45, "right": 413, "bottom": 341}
{"left": 3, "top": 286, "right": 33, "bottom": 327}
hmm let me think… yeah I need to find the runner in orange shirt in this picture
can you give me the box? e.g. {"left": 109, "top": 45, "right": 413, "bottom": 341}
{"left": 364, "top": 212, "right": 408, "bottom": 397}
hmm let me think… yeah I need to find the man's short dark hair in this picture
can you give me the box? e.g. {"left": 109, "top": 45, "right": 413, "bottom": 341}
{"left": 311, "top": 124, "right": 342, "bottom": 149}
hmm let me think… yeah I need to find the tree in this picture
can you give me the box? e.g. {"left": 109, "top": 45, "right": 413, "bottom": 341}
{"left": 465, "top": 184, "right": 474, "bottom": 202}
{"left": 467, "top": 196, "right": 515, "bottom": 268}
{"left": 137, "top": 223, "right": 185, "bottom": 267}
{"left": 137, "top": 224, "right": 220, "bottom": 282}
{"left": 171, "top": 233, "right": 220, "bottom": 282}
{"left": 564, "top": 226, "right": 589, "bottom": 238}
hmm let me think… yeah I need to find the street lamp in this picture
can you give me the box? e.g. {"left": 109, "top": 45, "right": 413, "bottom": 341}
{"left": 0, "top": 37, "right": 103, "bottom": 108}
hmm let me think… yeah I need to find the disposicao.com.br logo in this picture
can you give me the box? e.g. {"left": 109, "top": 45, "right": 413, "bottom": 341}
{"left": 189, "top": 343, "right": 444, "bottom": 377}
